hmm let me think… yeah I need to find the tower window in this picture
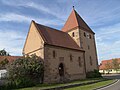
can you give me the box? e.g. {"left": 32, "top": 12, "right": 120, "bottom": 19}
{"left": 78, "top": 57, "right": 82, "bottom": 67}
{"left": 84, "top": 32, "right": 86, "bottom": 37}
{"left": 89, "top": 35, "right": 91, "bottom": 39}
{"left": 72, "top": 32, "right": 75, "bottom": 37}
{"left": 87, "top": 33, "right": 89, "bottom": 38}
{"left": 53, "top": 50, "right": 56, "bottom": 58}
{"left": 90, "top": 56, "right": 92, "bottom": 65}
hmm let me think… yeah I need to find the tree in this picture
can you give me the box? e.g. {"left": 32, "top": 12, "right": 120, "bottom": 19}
{"left": 7, "top": 55, "right": 44, "bottom": 88}
{"left": 0, "top": 58, "right": 9, "bottom": 69}
{"left": 0, "top": 49, "right": 10, "bottom": 56}
{"left": 105, "top": 61, "right": 112, "bottom": 74}
{"left": 112, "top": 59, "right": 120, "bottom": 73}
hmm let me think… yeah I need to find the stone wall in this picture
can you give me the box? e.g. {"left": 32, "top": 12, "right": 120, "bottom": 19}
{"left": 67, "top": 27, "right": 98, "bottom": 72}
{"left": 80, "top": 29, "right": 98, "bottom": 72}
{"left": 43, "top": 45, "right": 86, "bottom": 83}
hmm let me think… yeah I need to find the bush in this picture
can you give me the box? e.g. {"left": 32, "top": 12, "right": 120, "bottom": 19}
{"left": 86, "top": 69, "right": 102, "bottom": 78}
{"left": 0, "top": 58, "right": 9, "bottom": 69}
{"left": 6, "top": 55, "right": 44, "bottom": 89}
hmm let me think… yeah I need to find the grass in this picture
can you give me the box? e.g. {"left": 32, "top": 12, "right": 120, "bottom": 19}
{"left": 64, "top": 79, "right": 114, "bottom": 90}
{"left": 16, "top": 78, "right": 110, "bottom": 90}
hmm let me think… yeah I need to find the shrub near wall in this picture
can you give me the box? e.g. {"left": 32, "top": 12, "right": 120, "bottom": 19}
{"left": 86, "top": 69, "right": 102, "bottom": 78}
{"left": 6, "top": 55, "right": 44, "bottom": 89}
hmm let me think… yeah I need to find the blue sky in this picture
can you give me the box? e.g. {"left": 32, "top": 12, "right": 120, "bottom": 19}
{"left": 0, "top": 0, "right": 120, "bottom": 63}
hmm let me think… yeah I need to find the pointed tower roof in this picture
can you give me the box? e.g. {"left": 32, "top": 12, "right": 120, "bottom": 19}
{"left": 62, "top": 8, "right": 94, "bottom": 34}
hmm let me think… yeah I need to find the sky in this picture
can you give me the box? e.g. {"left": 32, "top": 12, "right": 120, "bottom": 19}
{"left": 0, "top": 0, "right": 120, "bottom": 63}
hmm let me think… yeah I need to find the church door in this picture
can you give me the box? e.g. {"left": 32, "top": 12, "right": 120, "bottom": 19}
{"left": 58, "top": 63, "right": 64, "bottom": 77}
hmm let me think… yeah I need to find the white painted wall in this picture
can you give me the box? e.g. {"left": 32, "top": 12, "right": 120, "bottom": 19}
{"left": 99, "top": 69, "right": 120, "bottom": 74}
{"left": 0, "top": 69, "right": 7, "bottom": 79}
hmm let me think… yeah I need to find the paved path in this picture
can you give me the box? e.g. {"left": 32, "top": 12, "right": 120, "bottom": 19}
{"left": 97, "top": 74, "right": 120, "bottom": 90}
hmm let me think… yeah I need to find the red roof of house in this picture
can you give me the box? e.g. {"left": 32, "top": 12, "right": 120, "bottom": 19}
{"left": 99, "top": 58, "right": 120, "bottom": 70}
{"left": 34, "top": 22, "right": 83, "bottom": 51}
{"left": 0, "top": 56, "right": 22, "bottom": 63}
{"left": 62, "top": 8, "right": 94, "bottom": 34}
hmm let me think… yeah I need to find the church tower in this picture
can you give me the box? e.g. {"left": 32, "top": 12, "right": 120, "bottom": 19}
{"left": 62, "top": 7, "right": 98, "bottom": 72}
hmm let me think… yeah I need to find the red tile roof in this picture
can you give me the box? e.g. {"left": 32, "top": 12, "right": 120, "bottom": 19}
{"left": 34, "top": 22, "right": 83, "bottom": 51}
{"left": 62, "top": 8, "right": 94, "bottom": 34}
{"left": 29, "top": 8, "right": 94, "bottom": 52}
{"left": 0, "top": 56, "right": 22, "bottom": 63}
{"left": 99, "top": 58, "right": 120, "bottom": 70}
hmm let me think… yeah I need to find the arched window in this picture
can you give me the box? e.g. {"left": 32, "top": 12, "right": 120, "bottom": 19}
{"left": 78, "top": 57, "right": 82, "bottom": 67}
{"left": 72, "top": 32, "right": 75, "bottom": 37}
{"left": 58, "top": 63, "right": 64, "bottom": 76}
{"left": 90, "top": 56, "right": 92, "bottom": 65}
{"left": 53, "top": 50, "right": 56, "bottom": 58}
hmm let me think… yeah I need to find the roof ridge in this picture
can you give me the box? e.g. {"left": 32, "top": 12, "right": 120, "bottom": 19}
{"left": 61, "top": 9, "right": 78, "bottom": 31}
{"left": 36, "top": 23, "right": 66, "bottom": 34}
{"left": 62, "top": 8, "right": 94, "bottom": 34}
{"left": 74, "top": 10, "right": 93, "bottom": 32}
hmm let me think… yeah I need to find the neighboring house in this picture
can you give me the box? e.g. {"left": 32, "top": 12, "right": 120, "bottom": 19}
{"left": 23, "top": 8, "right": 98, "bottom": 83}
{"left": 0, "top": 56, "right": 21, "bottom": 79}
{"left": 99, "top": 58, "right": 120, "bottom": 74}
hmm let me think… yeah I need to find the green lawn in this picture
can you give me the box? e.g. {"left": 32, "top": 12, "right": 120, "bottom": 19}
{"left": 65, "top": 79, "right": 114, "bottom": 90}
{"left": 16, "top": 78, "right": 113, "bottom": 90}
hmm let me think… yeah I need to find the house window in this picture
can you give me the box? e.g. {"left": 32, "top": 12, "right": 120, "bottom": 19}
{"left": 70, "top": 54, "right": 73, "bottom": 61}
{"left": 90, "top": 56, "right": 92, "bottom": 65}
{"left": 53, "top": 50, "right": 56, "bottom": 58}
{"left": 78, "top": 57, "right": 82, "bottom": 67}
{"left": 84, "top": 32, "right": 86, "bottom": 37}
{"left": 72, "top": 32, "right": 75, "bottom": 37}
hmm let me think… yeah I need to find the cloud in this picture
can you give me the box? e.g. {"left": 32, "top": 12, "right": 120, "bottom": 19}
{"left": 2, "top": 0, "right": 120, "bottom": 27}
{"left": 75, "top": 1, "right": 120, "bottom": 27}
{"left": 25, "top": 2, "right": 63, "bottom": 20}
{"left": 96, "top": 23, "right": 120, "bottom": 63}
{"left": 0, "top": 29, "right": 25, "bottom": 56}
{"left": 1, "top": 0, "right": 120, "bottom": 63}
{"left": 96, "top": 23, "right": 120, "bottom": 42}
{"left": 97, "top": 40, "right": 120, "bottom": 64}
{"left": 0, "top": 13, "right": 31, "bottom": 23}
{"left": 0, "top": 13, "right": 64, "bottom": 26}
{"left": 1, "top": 0, "right": 67, "bottom": 20}
{"left": 1, "top": 0, "right": 28, "bottom": 6}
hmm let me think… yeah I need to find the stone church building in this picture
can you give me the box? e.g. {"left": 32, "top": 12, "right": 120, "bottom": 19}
{"left": 23, "top": 8, "right": 98, "bottom": 83}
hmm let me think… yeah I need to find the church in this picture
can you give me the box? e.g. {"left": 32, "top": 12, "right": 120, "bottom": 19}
{"left": 23, "top": 8, "right": 98, "bottom": 83}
